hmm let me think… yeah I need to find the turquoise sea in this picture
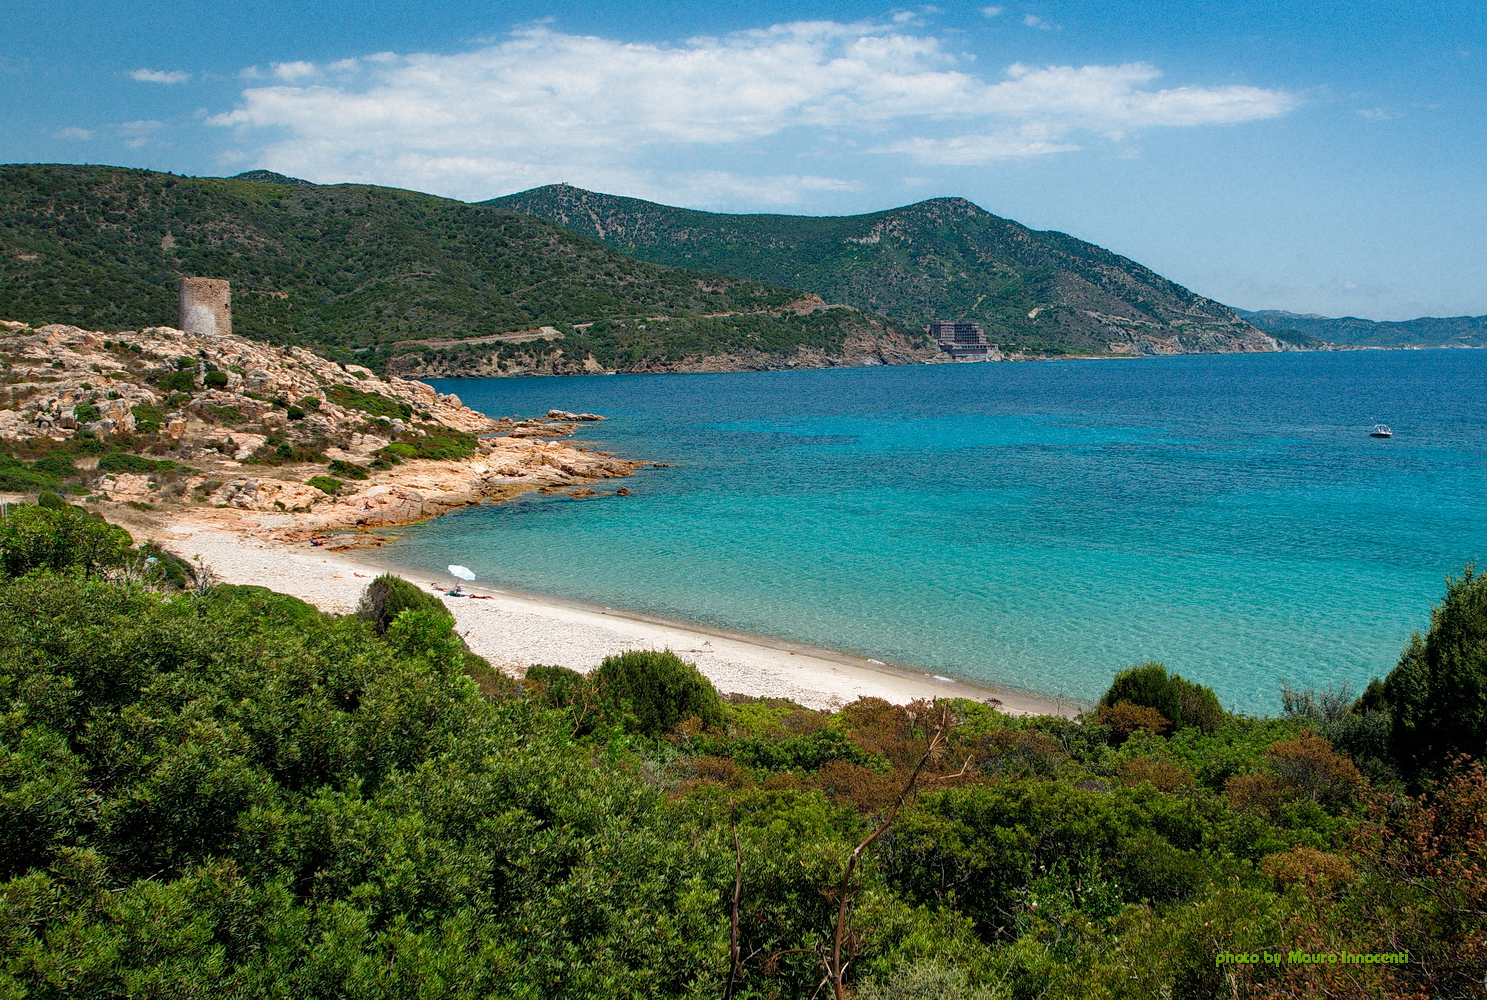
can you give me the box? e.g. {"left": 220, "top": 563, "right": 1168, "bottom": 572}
{"left": 380, "top": 350, "right": 1487, "bottom": 713}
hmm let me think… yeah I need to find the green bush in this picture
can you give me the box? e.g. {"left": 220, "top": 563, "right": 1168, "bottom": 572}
{"left": 130, "top": 403, "right": 164, "bottom": 433}
{"left": 385, "top": 441, "right": 419, "bottom": 459}
{"left": 203, "top": 370, "right": 229, "bottom": 389}
{"left": 0, "top": 468, "right": 60, "bottom": 493}
{"left": 1101, "top": 662, "right": 1224, "bottom": 734}
{"left": 355, "top": 573, "right": 452, "bottom": 636}
{"left": 1384, "top": 565, "right": 1487, "bottom": 781}
{"left": 31, "top": 452, "right": 76, "bottom": 477}
{"left": 136, "top": 541, "right": 193, "bottom": 589}
{"left": 714, "top": 727, "right": 887, "bottom": 773}
{"left": 0, "top": 503, "right": 133, "bottom": 578}
{"left": 327, "top": 459, "right": 369, "bottom": 480}
{"left": 97, "top": 452, "right": 159, "bottom": 474}
{"left": 72, "top": 402, "right": 102, "bottom": 423}
{"left": 36, "top": 491, "right": 68, "bottom": 510}
{"left": 70, "top": 435, "right": 109, "bottom": 455}
{"left": 592, "top": 648, "right": 726, "bottom": 736}
{"left": 306, "top": 475, "right": 343, "bottom": 495}
{"left": 286, "top": 405, "right": 306, "bottom": 420}
{"left": 156, "top": 369, "right": 197, "bottom": 394}
{"left": 208, "top": 584, "right": 322, "bottom": 626}
{"left": 325, "top": 385, "right": 413, "bottom": 421}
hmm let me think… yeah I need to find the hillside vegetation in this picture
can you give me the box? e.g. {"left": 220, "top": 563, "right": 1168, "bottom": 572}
{"left": 2, "top": 505, "right": 1484, "bottom": 998}
{"left": 0, "top": 164, "right": 918, "bottom": 375}
{"left": 1239, "top": 309, "right": 1487, "bottom": 348}
{"left": 486, "top": 185, "right": 1281, "bottom": 357}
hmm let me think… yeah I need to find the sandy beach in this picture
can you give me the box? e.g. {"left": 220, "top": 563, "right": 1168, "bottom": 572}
{"left": 147, "top": 517, "right": 1068, "bottom": 715}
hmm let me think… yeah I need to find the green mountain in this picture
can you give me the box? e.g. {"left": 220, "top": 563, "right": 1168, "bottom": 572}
{"left": 0, "top": 164, "right": 918, "bottom": 375}
{"left": 485, "top": 184, "right": 1278, "bottom": 356}
{"left": 1238, "top": 309, "right": 1487, "bottom": 348}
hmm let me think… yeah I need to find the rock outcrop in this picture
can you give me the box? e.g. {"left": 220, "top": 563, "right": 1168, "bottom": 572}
{"left": 0, "top": 320, "right": 642, "bottom": 535}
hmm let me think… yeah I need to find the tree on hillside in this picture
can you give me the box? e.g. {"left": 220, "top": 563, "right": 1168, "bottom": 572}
{"left": 1385, "top": 565, "right": 1487, "bottom": 781}
{"left": 1099, "top": 662, "right": 1224, "bottom": 734}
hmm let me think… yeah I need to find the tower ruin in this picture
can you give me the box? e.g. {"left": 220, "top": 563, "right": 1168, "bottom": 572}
{"left": 178, "top": 277, "right": 231, "bottom": 337}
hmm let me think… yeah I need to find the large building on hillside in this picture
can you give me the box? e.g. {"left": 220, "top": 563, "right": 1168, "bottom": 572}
{"left": 929, "top": 320, "right": 995, "bottom": 360}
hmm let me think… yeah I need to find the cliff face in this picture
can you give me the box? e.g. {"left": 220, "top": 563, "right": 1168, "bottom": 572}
{"left": 0, "top": 320, "right": 639, "bottom": 538}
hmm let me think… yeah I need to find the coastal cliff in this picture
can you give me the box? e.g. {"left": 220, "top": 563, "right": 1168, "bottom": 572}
{"left": 0, "top": 320, "right": 639, "bottom": 541}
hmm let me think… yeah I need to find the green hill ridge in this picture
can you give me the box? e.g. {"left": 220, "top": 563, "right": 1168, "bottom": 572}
{"left": 485, "top": 184, "right": 1279, "bottom": 356}
{"left": 1238, "top": 309, "right": 1487, "bottom": 348}
{"left": 0, "top": 164, "right": 918, "bottom": 375}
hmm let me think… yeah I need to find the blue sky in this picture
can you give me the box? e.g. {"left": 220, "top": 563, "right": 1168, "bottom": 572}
{"left": 3, "top": 0, "right": 1484, "bottom": 320}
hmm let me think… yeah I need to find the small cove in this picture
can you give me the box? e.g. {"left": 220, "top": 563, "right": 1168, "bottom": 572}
{"left": 379, "top": 349, "right": 1487, "bottom": 713}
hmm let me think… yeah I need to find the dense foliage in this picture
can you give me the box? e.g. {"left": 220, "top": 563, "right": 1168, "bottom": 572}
{"left": 1, "top": 508, "right": 1483, "bottom": 998}
{"left": 487, "top": 184, "right": 1254, "bottom": 355}
{"left": 1384, "top": 565, "right": 1487, "bottom": 783}
{"left": 1099, "top": 661, "right": 1224, "bottom": 734}
{"left": 0, "top": 164, "right": 903, "bottom": 371}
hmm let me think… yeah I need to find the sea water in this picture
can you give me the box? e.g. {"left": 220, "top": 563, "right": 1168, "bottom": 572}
{"left": 379, "top": 349, "right": 1487, "bottom": 713}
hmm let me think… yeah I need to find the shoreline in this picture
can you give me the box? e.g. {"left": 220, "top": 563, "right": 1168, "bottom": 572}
{"left": 148, "top": 516, "right": 1071, "bottom": 716}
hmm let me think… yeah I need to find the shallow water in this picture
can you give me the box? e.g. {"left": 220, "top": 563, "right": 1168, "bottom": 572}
{"left": 379, "top": 350, "right": 1487, "bottom": 712}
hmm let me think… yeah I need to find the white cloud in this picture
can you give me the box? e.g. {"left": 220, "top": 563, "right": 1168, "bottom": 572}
{"left": 130, "top": 68, "right": 190, "bottom": 84}
{"left": 272, "top": 61, "right": 320, "bottom": 82}
{"left": 53, "top": 127, "right": 93, "bottom": 140}
{"left": 885, "top": 126, "right": 1081, "bottom": 164}
{"left": 116, "top": 119, "right": 164, "bottom": 149}
{"left": 1357, "top": 106, "right": 1401, "bottom": 120}
{"left": 1022, "top": 14, "right": 1056, "bottom": 30}
{"left": 982, "top": 7, "right": 1005, "bottom": 16}
{"left": 209, "top": 20, "right": 1295, "bottom": 201}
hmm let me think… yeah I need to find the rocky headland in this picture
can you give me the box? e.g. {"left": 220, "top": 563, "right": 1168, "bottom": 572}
{"left": 0, "top": 320, "right": 640, "bottom": 544}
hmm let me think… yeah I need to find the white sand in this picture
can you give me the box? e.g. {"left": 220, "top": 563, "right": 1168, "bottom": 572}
{"left": 153, "top": 521, "right": 1066, "bottom": 715}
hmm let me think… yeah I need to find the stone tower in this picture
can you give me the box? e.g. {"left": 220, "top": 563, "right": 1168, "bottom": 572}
{"left": 178, "top": 277, "right": 231, "bottom": 337}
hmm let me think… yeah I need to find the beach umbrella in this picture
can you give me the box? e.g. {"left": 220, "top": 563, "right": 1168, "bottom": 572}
{"left": 448, "top": 565, "right": 476, "bottom": 581}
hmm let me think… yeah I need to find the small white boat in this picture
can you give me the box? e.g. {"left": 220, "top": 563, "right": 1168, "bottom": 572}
{"left": 1370, "top": 424, "right": 1393, "bottom": 438}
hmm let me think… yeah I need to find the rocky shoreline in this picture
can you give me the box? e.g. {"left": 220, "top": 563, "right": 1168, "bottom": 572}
{"left": 0, "top": 321, "right": 642, "bottom": 543}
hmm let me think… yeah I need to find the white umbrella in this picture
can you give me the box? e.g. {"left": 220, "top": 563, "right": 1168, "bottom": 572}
{"left": 447, "top": 564, "right": 475, "bottom": 595}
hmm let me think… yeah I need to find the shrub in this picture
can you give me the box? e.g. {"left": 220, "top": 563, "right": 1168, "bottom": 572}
{"left": 0, "top": 503, "right": 133, "bottom": 578}
{"left": 1101, "top": 662, "right": 1223, "bottom": 734}
{"left": 33, "top": 451, "right": 77, "bottom": 475}
{"left": 325, "top": 385, "right": 412, "bottom": 421}
{"left": 1096, "top": 700, "right": 1170, "bottom": 741}
{"left": 209, "top": 584, "right": 321, "bottom": 627}
{"left": 97, "top": 452, "right": 158, "bottom": 474}
{"left": 1267, "top": 734, "right": 1362, "bottom": 808}
{"left": 297, "top": 395, "right": 322, "bottom": 411}
{"left": 36, "top": 491, "right": 68, "bottom": 510}
{"left": 384, "top": 441, "right": 418, "bottom": 459}
{"left": 1384, "top": 565, "right": 1487, "bottom": 781}
{"left": 0, "top": 468, "right": 60, "bottom": 492}
{"left": 130, "top": 403, "right": 163, "bottom": 433}
{"left": 156, "top": 370, "right": 197, "bottom": 394}
{"left": 356, "top": 574, "right": 452, "bottom": 636}
{"left": 286, "top": 406, "right": 306, "bottom": 420}
{"left": 592, "top": 648, "right": 726, "bottom": 736}
{"left": 1260, "top": 846, "right": 1355, "bottom": 892}
{"left": 136, "top": 541, "right": 193, "bottom": 588}
{"left": 306, "top": 475, "right": 343, "bottom": 495}
{"left": 327, "top": 459, "right": 369, "bottom": 480}
{"left": 526, "top": 663, "right": 596, "bottom": 714}
{"left": 203, "top": 370, "right": 229, "bottom": 389}
{"left": 73, "top": 403, "right": 102, "bottom": 423}
{"left": 1118, "top": 757, "right": 1195, "bottom": 792}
